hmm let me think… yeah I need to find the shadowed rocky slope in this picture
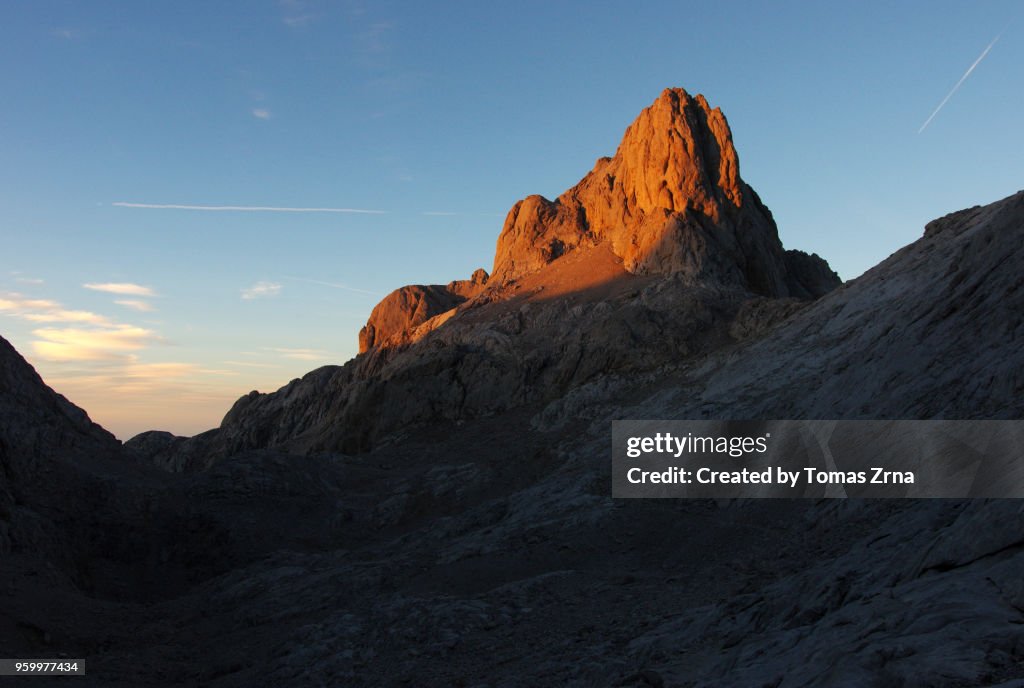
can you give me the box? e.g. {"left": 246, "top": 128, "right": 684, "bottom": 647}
{"left": 2, "top": 89, "right": 1023, "bottom": 687}
{"left": 0, "top": 335, "right": 120, "bottom": 563}
{"left": 540, "top": 189, "right": 1024, "bottom": 428}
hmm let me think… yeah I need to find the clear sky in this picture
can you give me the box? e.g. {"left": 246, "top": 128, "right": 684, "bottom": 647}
{"left": 1, "top": 1, "right": 1021, "bottom": 439}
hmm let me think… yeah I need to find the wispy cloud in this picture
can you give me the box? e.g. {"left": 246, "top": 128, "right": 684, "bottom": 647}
{"left": 10, "top": 272, "right": 44, "bottom": 285}
{"left": 52, "top": 27, "right": 79, "bottom": 40}
{"left": 0, "top": 294, "right": 58, "bottom": 311}
{"left": 282, "top": 275, "right": 381, "bottom": 296}
{"left": 47, "top": 361, "right": 229, "bottom": 397}
{"left": 120, "top": 361, "right": 198, "bottom": 384}
{"left": 115, "top": 299, "right": 156, "bottom": 312}
{"left": 32, "top": 325, "right": 159, "bottom": 362}
{"left": 41, "top": 359, "right": 257, "bottom": 439}
{"left": 0, "top": 292, "right": 110, "bottom": 325}
{"left": 224, "top": 360, "right": 281, "bottom": 368}
{"left": 919, "top": 32, "right": 1003, "bottom": 133}
{"left": 241, "top": 281, "right": 282, "bottom": 300}
{"left": 3, "top": 288, "right": 253, "bottom": 439}
{"left": 112, "top": 202, "right": 387, "bottom": 214}
{"left": 265, "top": 346, "right": 329, "bottom": 361}
{"left": 22, "top": 310, "right": 111, "bottom": 325}
{"left": 42, "top": 358, "right": 255, "bottom": 439}
{"left": 84, "top": 282, "right": 156, "bottom": 297}
{"left": 252, "top": 108, "right": 272, "bottom": 120}
{"left": 198, "top": 368, "right": 239, "bottom": 376}
{"left": 2, "top": 290, "right": 168, "bottom": 363}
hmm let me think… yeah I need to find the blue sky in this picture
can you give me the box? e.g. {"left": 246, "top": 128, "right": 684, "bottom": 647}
{"left": 1, "top": 1, "right": 1021, "bottom": 438}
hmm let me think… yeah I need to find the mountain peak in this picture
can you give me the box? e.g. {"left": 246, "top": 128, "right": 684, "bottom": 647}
{"left": 490, "top": 88, "right": 836, "bottom": 296}
{"left": 353, "top": 88, "right": 840, "bottom": 358}
{"left": 608, "top": 86, "right": 744, "bottom": 218}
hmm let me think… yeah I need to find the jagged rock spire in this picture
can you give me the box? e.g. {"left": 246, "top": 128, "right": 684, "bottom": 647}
{"left": 491, "top": 88, "right": 837, "bottom": 297}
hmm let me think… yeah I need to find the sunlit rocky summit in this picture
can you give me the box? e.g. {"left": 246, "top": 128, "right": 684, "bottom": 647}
{"left": 2, "top": 89, "right": 1024, "bottom": 686}
{"left": 361, "top": 88, "right": 838, "bottom": 356}
{"left": 491, "top": 88, "right": 836, "bottom": 295}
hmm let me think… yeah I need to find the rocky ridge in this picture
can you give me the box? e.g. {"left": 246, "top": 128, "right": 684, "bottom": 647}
{"left": 141, "top": 89, "right": 839, "bottom": 466}
{"left": 362, "top": 89, "right": 838, "bottom": 360}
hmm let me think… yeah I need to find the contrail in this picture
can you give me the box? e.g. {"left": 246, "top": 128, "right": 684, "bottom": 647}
{"left": 112, "top": 202, "right": 387, "bottom": 214}
{"left": 282, "top": 276, "right": 382, "bottom": 296}
{"left": 919, "top": 32, "right": 1002, "bottom": 133}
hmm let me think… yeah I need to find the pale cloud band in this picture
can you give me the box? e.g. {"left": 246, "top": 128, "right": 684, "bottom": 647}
{"left": 1, "top": 292, "right": 109, "bottom": 326}
{"left": 32, "top": 325, "right": 158, "bottom": 362}
{"left": 1, "top": 291, "right": 159, "bottom": 362}
{"left": 265, "top": 346, "right": 329, "bottom": 361}
{"left": 112, "top": 202, "right": 387, "bottom": 214}
{"left": 115, "top": 299, "right": 156, "bottom": 312}
{"left": 84, "top": 282, "right": 156, "bottom": 297}
{"left": 241, "top": 281, "right": 282, "bottom": 300}
{"left": 3, "top": 288, "right": 251, "bottom": 439}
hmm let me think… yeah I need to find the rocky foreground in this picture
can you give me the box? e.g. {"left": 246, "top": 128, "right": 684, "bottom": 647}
{"left": 1, "top": 89, "right": 1023, "bottom": 687}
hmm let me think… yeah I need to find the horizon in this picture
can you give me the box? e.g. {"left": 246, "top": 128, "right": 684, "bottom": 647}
{"left": 2, "top": 1, "right": 1022, "bottom": 440}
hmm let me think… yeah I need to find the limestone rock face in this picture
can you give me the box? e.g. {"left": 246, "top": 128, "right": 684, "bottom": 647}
{"left": 446, "top": 267, "right": 491, "bottom": 299}
{"left": 357, "top": 88, "right": 837, "bottom": 356}
{"left": 491, "top": 88, "right": 838, "bottom": 296}
{"left": 357, "top": 269, "right": 489, "bottom": 352}
{"left": 358, "top": 285, "right": 460, "bottom": 353}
